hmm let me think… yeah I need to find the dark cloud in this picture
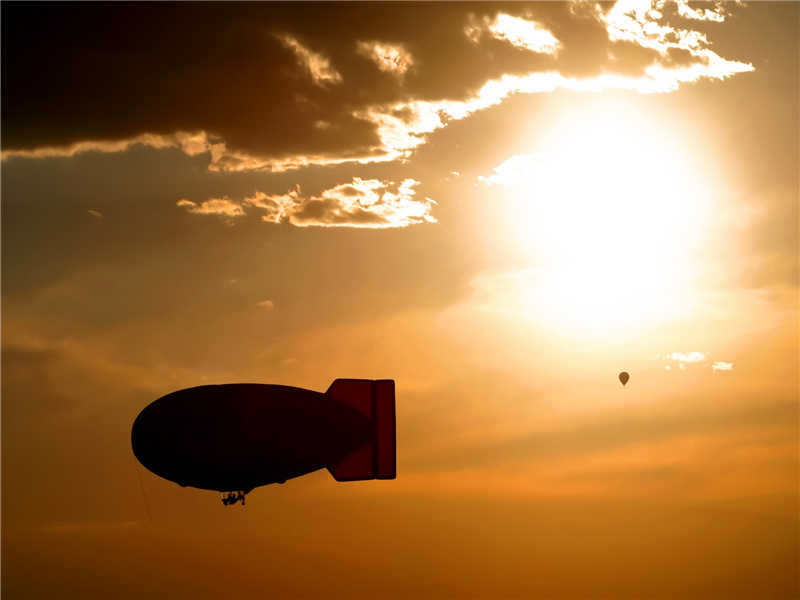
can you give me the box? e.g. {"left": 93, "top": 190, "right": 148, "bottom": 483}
{"left": 0, "top": 5, "right": 451, "bottom": 154}
{"left": 1, "top": 2, "right": 750, "bottom": 166}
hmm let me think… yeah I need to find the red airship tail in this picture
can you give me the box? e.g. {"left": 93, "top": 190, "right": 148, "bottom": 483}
{"left": 325, "top": 379, "right": 396, "bottom": 482}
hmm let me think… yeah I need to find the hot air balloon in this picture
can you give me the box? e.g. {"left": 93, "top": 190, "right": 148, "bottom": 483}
{"left": 619, "top": 372, "right": 630, "bottom": 387}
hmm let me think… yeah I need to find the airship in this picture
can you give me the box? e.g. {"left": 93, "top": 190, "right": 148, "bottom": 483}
{"left": 132, "top": 379, "right": 396, "bottom": 505}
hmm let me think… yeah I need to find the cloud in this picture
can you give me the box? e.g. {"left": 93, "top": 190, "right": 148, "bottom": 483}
{"left": 467, "top": 13, "right": 562, "bottom": 55}
{"left": 478, "top": 153, "right": 547, "bottom": 186}
{"left": 599, "top": 0, "right": 753, "bottom": 86}
{"left": 675, "top": 2, "right": 727, "bottom": 22}
{"left": 87, "top": 210, "right": 103, "bottom": 218}
{"left": 655, "top": 351, "right": 706, "bottom": 371}
{"left": 403, "top": 388, "right": 798, "bottom": 483}
{"left": 0, "top": 131, "right": 213, "bottom": 161}
{"left": 665, "top": 351, "right": 707, "bottom": 363}
{"left": 276, "top": 34, "right": 343, "bottom": 87}
{"left": 9, "top": 55, "right": 750, "bottom": 174}
{"left": 244, "top": 188, "right": 302, "bottom": 223}
{"left": 1, "top": 2, "right": 754, "bottom": 173}
{"left": 655, "top": 352, "right": 734, "bottom": 372}
{"left": 357, "top": 41, "right": 414, "bottom": 74}
{"left": 287, "top": 178, "right": 436, "bottom": 228}
{"left": 256, "top": 300, "right": 275, "bottom": 309}
{"left": 176, "top": 197, "right": 246, "bottom": 218}
{"left": 185, "top": 178, "right": 437, "bottom": 229}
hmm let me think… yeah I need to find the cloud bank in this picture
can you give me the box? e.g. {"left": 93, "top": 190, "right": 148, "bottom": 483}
{"left": 2, "top": 1, "right": 754, "bottom": 174}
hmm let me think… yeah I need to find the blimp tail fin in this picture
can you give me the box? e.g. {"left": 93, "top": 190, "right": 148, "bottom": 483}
{"left": 325, "top": 379, "right": 396, "bottom": 482}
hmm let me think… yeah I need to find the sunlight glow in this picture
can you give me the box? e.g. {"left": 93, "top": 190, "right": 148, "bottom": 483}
{"left": 498, "top": 104, "right": 709, "bottom": 338}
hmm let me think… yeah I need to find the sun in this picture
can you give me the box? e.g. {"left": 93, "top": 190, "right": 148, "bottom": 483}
{"left": 499, "top": 103, "right": 710, "bottom": 339}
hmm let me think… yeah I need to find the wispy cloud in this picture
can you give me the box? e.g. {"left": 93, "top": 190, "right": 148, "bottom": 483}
{"left": 357, "top": 41, "right": 414, "bottom": 75}
{"left": 467, "top": 13, "right": 561, "bottom": 55}
{"left": 276, "top": 34, "right": 342, "bottom": 87}
{"left": 87, "top": 210, "right": 103, "bottom": 218}
{"left": 665, "top": 351, "right": 707, "bottom": 363}
{"left": 676, "top": 1, "right": 727, "bottom": 22}
{"left": 256, "top": 300, "right": 275, "bottom": 309}
{"left": 599, "top": 0, "right": 753, "bottom": 88}
{"left": 402, "top": 389, "right": 797, "bottom": 501}
{"left": 244, "top": 188, "right": 302, "bottom": 224}
{"left": 478, "top": 153, "right": 548, "bottom": 186}
{"left": 183, "top": 178, "right": 436, "bottom": 229}
{"left": 286, "top": 178, "right": 436, "bottom": 228}
{"left": 176, "top": 197, "right": 245, "bottom": 218}
{"left": 655, "top": 352, "right": 734, "bottom": 372}
{"left": 0, "top": 131, "right": 212, "bottom": 161}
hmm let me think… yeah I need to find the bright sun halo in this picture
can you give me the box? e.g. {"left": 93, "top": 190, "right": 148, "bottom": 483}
{"left": 502, "top": 105, "right": 709, "bottom": 338}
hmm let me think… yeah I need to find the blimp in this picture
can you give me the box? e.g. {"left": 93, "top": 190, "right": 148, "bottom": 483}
{"left": 132, "top": 379, "right": 396, "bottom": 506}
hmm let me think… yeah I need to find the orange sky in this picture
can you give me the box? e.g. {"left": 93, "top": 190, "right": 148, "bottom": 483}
{"left": 2, "top": 2, "right": 798, "bottom": 598}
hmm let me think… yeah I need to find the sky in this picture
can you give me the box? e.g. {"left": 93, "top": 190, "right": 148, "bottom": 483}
{"left": 1, "top": 2, "right": 798, "bottom": 598}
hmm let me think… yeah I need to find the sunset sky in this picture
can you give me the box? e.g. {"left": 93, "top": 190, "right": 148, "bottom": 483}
{"left": 2, "top": 2, "right": 798, "bottom": 598}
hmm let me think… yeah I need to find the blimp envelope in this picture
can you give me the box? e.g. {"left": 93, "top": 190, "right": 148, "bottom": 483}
{"left": 131, "top": 379, "right": 395, "bottom": 497}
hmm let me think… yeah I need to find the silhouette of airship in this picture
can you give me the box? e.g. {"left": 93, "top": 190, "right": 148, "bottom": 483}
{"left": 132, "top": 379, "right": 395, "bottom": 504}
